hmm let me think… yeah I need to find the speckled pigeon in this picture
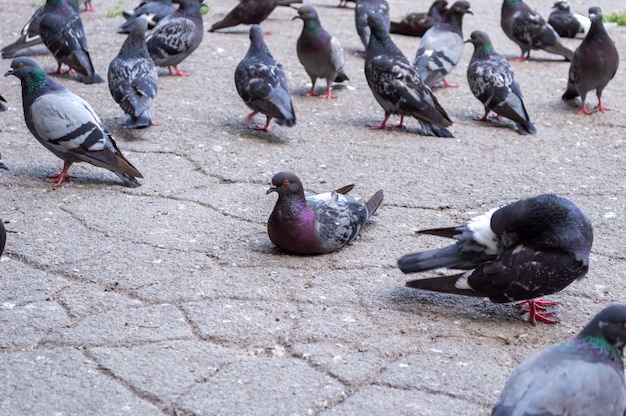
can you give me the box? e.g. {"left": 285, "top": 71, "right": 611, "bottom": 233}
{"left": 235, "top": 25, "right": 295, "bottom": 132}
{"left": 390, "top": 0, "right": 448, "bottom": 37}
{"left": 119, "top": 0, "right": 175, "bottom": 34}
{"left": 108, "top": 18, "right": 158, "bottom": 129}
{"left": 501, "top": 0, "right": 574, "bottom": 61}
{"left": 5, "top": 57, "right": 143, "bottom": 187}
{"left": 209, "top": 0, "right": 278, "bottom": 32}
{"left": 147, "top": 0, "right": 204, "bottom": 76}
{"left": 294, "top": 6, "right": 349, "bottom": 99}
{"left": 364, "top": 13, "right": 453, "bottom": 137}
{"left": 562, "top": 7, "right": 619, "bottom": 115}
{"left": 549, "top": 0, "right": 582, "bottom": 38}
{"left": 466, "top": 30, "right": 536, "bottom": 135}
{"left": 413, "top": 0, "right": 472, "bottom": 88}
{"left": 492, "top": 304, "right": 626, "bottom": 415}
{"left": 355, "top": 0, "right": 390, "bottom": 50}
{"left": 397, "top": 193, "right": 593, "bottom": 325}
{"left": 267, "top": 171, "right": 383, "bottom": 255}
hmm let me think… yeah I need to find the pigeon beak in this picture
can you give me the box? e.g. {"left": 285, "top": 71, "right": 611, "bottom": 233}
{"left": 464, "top": 39, "right": 471, "bottom": 44}
{"left": 466, "top": 9, "right": 473, "bottom": 15}
{"left": 292, "top": 15, "right": 301, "bottom": 21}
{"left": 266, "top": 185, "right": 278, "bottom": 194}
{"left": 4, "top": 69, "right": 13, "bottom": 77}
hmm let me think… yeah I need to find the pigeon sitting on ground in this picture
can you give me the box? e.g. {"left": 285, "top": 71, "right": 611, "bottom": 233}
{"left": 501, "top": 0, "right": 574, "bottom": 61}
{"left": 355, "top": 0, "right": 390, "bottom": 50}
{"left": 108, "top": 18, "right": 158, "bottom": 129}
{"left": 5, "top": 57, "right": 143, "bottom": 187}
{"left": 209, "top": 0, "right": 278, "bottom": 32}
{"left": 413, "top": 0, "right": 473, "bottom": 88}
{"left": 267, "top": 171, "right": 383, "bottom": 254}
{"left": 119, "top": 0, "right": 175, "bottom": 34}
{"left": 548, "top": 0, "right": 582, "bottom": 38}
{"left": 397, "top": 194, "right": 593, "bottom": 325}
{"left": 294, "top": 6, "right": 349, "bottom": 99}
{"left": 492, "top": 304, "right": 626, "bottom": 415}
{"left": 364, "top": 13, "right": 453, "bottom": 137}
{"left": 389, "top": 0, "right": 448, "bottom": 37}
{"left": 235, "top": 25, "right": 296, "bottom": 132}
{"left": 466, "top": 30, "right": 536, "bottom": 135}
{"left": 147, "top": 0, "right": 205, "bottom": 76}
{"left": 562, "top": 7, "right": 619, "bottom": 115}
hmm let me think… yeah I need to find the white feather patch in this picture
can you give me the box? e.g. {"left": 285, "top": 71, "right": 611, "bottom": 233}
{"left": 467, "top": 207, "right": 499, "bottom": 254}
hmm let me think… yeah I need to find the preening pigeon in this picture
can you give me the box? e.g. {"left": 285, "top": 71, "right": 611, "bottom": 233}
{"left": 413, "top": 0, "right": 472, "bottom": 88}
{"left": 294, "top": 5, "right": 349, "bottom": 99}
{"left": 267, "top": 171, "right": 383, "bottom": 254}
{"left": 5, "top": 57, "right": 143, "bottom": 187}
{"left": 355, "top": 0, "right": 390, "bottom": 50}
{"left": 147, "top": 0, "right": 205, "bottom": 76}
{"left": 466, "top": 30, "right": 536, "bottom": 135}
{"left": 548, "top": 0, "right": 582, "bottom": 38}
{"left": 364, "top": 13, "right": 453, "bottom": 137}
{"left": 389, "top": 0, "right": 448, "bottom": 38}
{"left": 108, "top": 18, "right": 158, "bottom": 129}
{"left": 562, "top": 7, "right": 619, "bottom": 115}
{"left": 501, "top": 0, "right": 574, "bottom": 61}
{"left": 119, "top": 0, "right": 176, "bottom": 34}
{"left": 397, "top": 194, "right": 593, "bottom": 325}
{"left": 209, "top": 0, "right": 278, "bottom": 33}
{"left": 492, "top": 304, "right": 626, "bottom": 415}
{"left": 234, "top": 25, "right": 296, "bottom": 132}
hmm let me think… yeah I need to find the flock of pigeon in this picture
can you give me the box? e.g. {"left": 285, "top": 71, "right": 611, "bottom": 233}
{"left": 1, "top": 0, "right": 625, "bottom": 413}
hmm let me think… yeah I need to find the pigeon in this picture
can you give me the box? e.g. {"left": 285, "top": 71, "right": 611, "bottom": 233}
{"left": 38, "top": 0, "right": 104, "bottom": 84}
{"left": 413, "top": 0, "right": 473, "bottom": 88}
{"left": 0, "top": 219, "right": 5, "bottom": 256}
{"left": 562, "top": 7, "right": 619, "bottom": 115}
{"left": 492, "top": 304, "right": 626, "bottom": 415}
{"left": 234, "top": 25, "right": 296, "bottom": 132}
{"left": 466, "top": 30, "right": 536, "bottom": 135}
{"left": 119, "top": 0, "right": 176, "bottom": 34}
{"left": 294, "top": 5, "right": 349, "bottom": 99}
{"left": 364, "top": 13, "right": 453, "bottom": 137}
{"left": 108, "top": 18, "right": 158, "bottom": 129}
{"left": 266, "top": 171, "right": 384, "bottom": 255}
{"left": 501, "top": 0, "right": 574, "bottom": 61}
{"left": 389, "top": 0, "right": 448, "bottom": 38}
{"left": 0, "top": 94, "right": 7, "bottom": 112}
{"left": 209, "top": 0, "right": 278, "bottom": 33}
{"left": 355, "top": 0, "right": 390, "bottom": 50}
{"left": 5, "top": 57, "right": 143, "bottom": 187}
{"left": 147, "top": 0, "right": 205, "bottom": 76}
{"left": 548, "top": 0, "right": 582, "bottom": 38}
{"left": 397, "top": 194, "right": 593, "bottom": 325}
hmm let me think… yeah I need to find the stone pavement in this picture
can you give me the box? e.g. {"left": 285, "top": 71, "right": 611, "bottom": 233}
{"left": 1, "top": 0, "right": 625, "bottom": 414}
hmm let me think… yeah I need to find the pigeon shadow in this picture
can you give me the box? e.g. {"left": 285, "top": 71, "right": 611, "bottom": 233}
{"left": 224, "top": 119, "right": 291, "bottom": 144}
{"left": 2, "top": 46, "right": 50, "bottom": 59}
{"left": 6, "top": 164, "right": 134, "bottom": 189}
{"left": 503, "top": 54, "right": 572, "bottom": 63}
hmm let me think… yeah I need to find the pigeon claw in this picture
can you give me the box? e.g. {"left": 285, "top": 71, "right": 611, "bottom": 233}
{"left": 168, "top": 66, "right": 190, "bottom": 77}
{"left": 320, "top": 87, "right": 337, "bottom": 99}
{"left": 434, "top": 79, "right": 459, "bottom": 88}
{"left": 517, "top": 298, "right": 558, "bottom": 325}
{"left": 595, "top": 99, "right": 610, "bottom": 112}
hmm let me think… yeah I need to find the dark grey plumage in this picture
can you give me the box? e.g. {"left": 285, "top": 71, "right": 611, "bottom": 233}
{"left": 548, "top": 0, "right": 582, "bottom": 38}
{"left": 466, "top": 30, "right": 536, "bottom": 135}
{"left": 209, "top": 0, "right": 278, "bottom": 32}
{"left": 119, "top": 0, "right": 176, "bottom": 34}
{"left": 389, "top": 0, "right": 448, "bottom": 37}
{"left": 355, "top": 0, "right": 390, "bottom": 49}
{"left": 492, "top": 304, "right": 626, "bottom": 415}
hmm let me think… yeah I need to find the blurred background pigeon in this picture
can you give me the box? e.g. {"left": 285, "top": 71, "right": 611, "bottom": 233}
{"left": 390, "top": 0, "right": 448, "bottom": 37}
{"left": 209, "top": 0, "right": 278, "bottom": 33}
{"left": 355, "top": 0, "right": 390, "bottom": 50}
{"left": 119, "top": 0, "right": 176, "bottom": 34}
{"left": 548, "top": 0, "right": 582, "bottom": 38}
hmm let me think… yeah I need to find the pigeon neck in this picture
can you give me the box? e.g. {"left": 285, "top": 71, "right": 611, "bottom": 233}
{"left": 575, "top": 335, "right": 624, "bottom": 370}
{"left": 444, "top": 11, "right": 465, "bottom": 33}
{"left": 587, "top": 19, "right": 608, "bottom": 39}
{"left": 303, "top": 18, "right": 322, "bottom": 33}
{"left": 22, "top": 70, "right": 57, "bottom": 96}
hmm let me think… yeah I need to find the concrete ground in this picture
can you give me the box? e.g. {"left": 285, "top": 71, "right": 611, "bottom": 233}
{"left": 0, "top": 0, "right": 625, "bottom": 414}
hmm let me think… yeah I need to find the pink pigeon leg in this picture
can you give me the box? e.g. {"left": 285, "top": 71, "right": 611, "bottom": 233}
{"left": 168, "top": 66, "right": 190, "bottom": 77}
{"left": 320, "top": 85, "right": 337, "bottom": 99}
{"left": 46, "top": 162, "right": 75, "bottom": 187}
{"left": 517, "top": 298, "right": 558, "bottom": 325}
{"left": 369, "top": 113, "right": 391, "bottom": 130}
{"left": 595, "top": 98, "right": 610, "bottom": 112}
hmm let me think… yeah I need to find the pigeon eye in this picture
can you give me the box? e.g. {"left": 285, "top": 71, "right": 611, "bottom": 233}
{"left": 623, "top": 322, "right": 626, "bottom": 330}
{"left": 18, "top": 62, "right": 24, "bottom": 68}
{"left": 283, "top": 179, "right": 290, "bottom": 186}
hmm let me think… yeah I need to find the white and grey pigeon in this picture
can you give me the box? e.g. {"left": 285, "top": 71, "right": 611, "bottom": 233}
{"left": 119, "top": 0, "right": 176, "bottom": 34}
{"left": 234, "top": 25, "right": 296, "bottom": 132}
{"left": 108, "top": 17, "right": 158, "bottom": 129}
{"left": 492, "top": 304, "right": 626, "bottom": 415}
{"left": 397, "top": 194, "right": 593, "bottom": 325}
{"left": 209, "top": 0, "right": 279, "bottom": 32}
{"left": 466, "top": 30, "right": 536, "bottom": 135}
{"left": 5, "top": 57, "right": 143, "bottom": 187}
{"left": 354, "top": 0, "right": 390, "bottom": 50}
{"left": 364, "top": 13, "right": 453, "bottom": 137}
{"left": 413, "top": 0, "right": 473, "bottom": 88}
{"left": 147, "top": 0, "right": 205, "bottom": 76}
{"left": 266, "top": 171, "right": 383, "bottom": 255}
{"left": 562, "top": 7, "right": 619, "bottom": 115}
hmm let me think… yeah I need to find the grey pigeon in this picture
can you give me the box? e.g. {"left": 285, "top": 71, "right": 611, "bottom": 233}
{"left": 108, "top": 18, "right": 158, "bottom": 129}
{"left": 501, "top": 0, "right": 574, "bottom": 61}
{"left": 39, "top": 0, "right": 104, "bottom": 84}
{"left": 562, "top": 7, "right": 619, "bottom": 115}
{"left": 119, "top": 0, "right": 175, "bottom": 34}
{"left": 466, "top": 30, "right": 536, "bottom": 135}
{"left": 267, "top": 171, "right": 383, "bottom": 255}
{"left": 235, "top": 25, "right": 296, "bottom": 132}
{"left": 548, "top": 0, "right": 582, "bottom": 38}
{"left": 147, "top": 0, "right": 205, "bottom": 76}
{"left": 397, "top": 194, "right": 593, "bottom": 325}
{"left": 355, "top": 0, "right": 390, "bottom": 49}
{"left": 5, "top": 57, "right": 143, "bottom": 187}
{"left": 413, "top": 0, "right": 473, "bottom": 88}
{"left": 389, "top": 0, "right": 448, "bottom": 37}
{"left": 364, "top": 13, "right": 453, "bottom": 137}
{"left": 492, "top": 304, "right": 626, "bottom": 415}
{"left": 209, "top": 0, "right": 278, "bottom": 33}
{"left": 294, "top": 6, "right": 349, "bottom": 99}
{"left": 0, "top": 219, "right": 5, "bottom": 256}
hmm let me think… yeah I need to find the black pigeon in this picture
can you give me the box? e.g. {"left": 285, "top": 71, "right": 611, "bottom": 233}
{"left": 108, "top": 18, "right": 158, "bottom": 129}
{"left": 466, "top": 30, "right": 536, "bottom": 135}
{"left": 266, "top": 171, "right": 383, "bottom": 255}
{"left": 5, "top": 57, "right": 143, "bottom": 187}
{"left": 209, "top": 0, "right": 278, "bottom": 33}
{"left": 492, "top": 304, "right": 626, "bottom": 415}
{"left": 397, "top": 194, "right": 593, "bottom": 325}
{"left": 389, "top": 0, "right": 448, "bottom": 38}
{"left": 364, "top": 13, "right": 453, "bottom": 137}
{"left": 562, "top": 7, "right": 619, "bottom": 115}
{"left": 119, "top": 0, "right": 176, "bottom": 34}
{"left": 234, "top": 25, "right": 296, "bottom": 132}
{"left": 355, "top": 0, "right": 390, "bottom": 50}
{"left": 501, "top": 0, "right": 574, "bottom": 61}
{"left": 548, "top": 0, "right": 582, "bottom": 38}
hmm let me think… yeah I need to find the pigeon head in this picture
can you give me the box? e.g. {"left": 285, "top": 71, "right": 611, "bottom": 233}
{"left": 588, "top": 6, "right": 603, "bottom": 22}
{"left": 579, "top": 304, "right": 626, "bottom": 356}
{"left": 266, "top": 172, "right": 305, "bottom": 198}
{"left": 447, "top": 1, "right": 473, "bottom": 17}
{"left": 366, "top": 12, "right": 390, "bottom": 42}
{"left": 5, "top": 58, "right": 56, "bottom": 93}
{"left": 465, "top": 30, "right": 494, "bottom": 53}
{"left": 431, "top": 1, "right": 449, "bottom": 17}
{"left": 248, "top": 24, "right": 266, "bottom": 49}
{"left": 293, "top": 5, "right": 320, "bottom": 25}
{"left": 553, "top": 0, "right": 570, "bottom": 11}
